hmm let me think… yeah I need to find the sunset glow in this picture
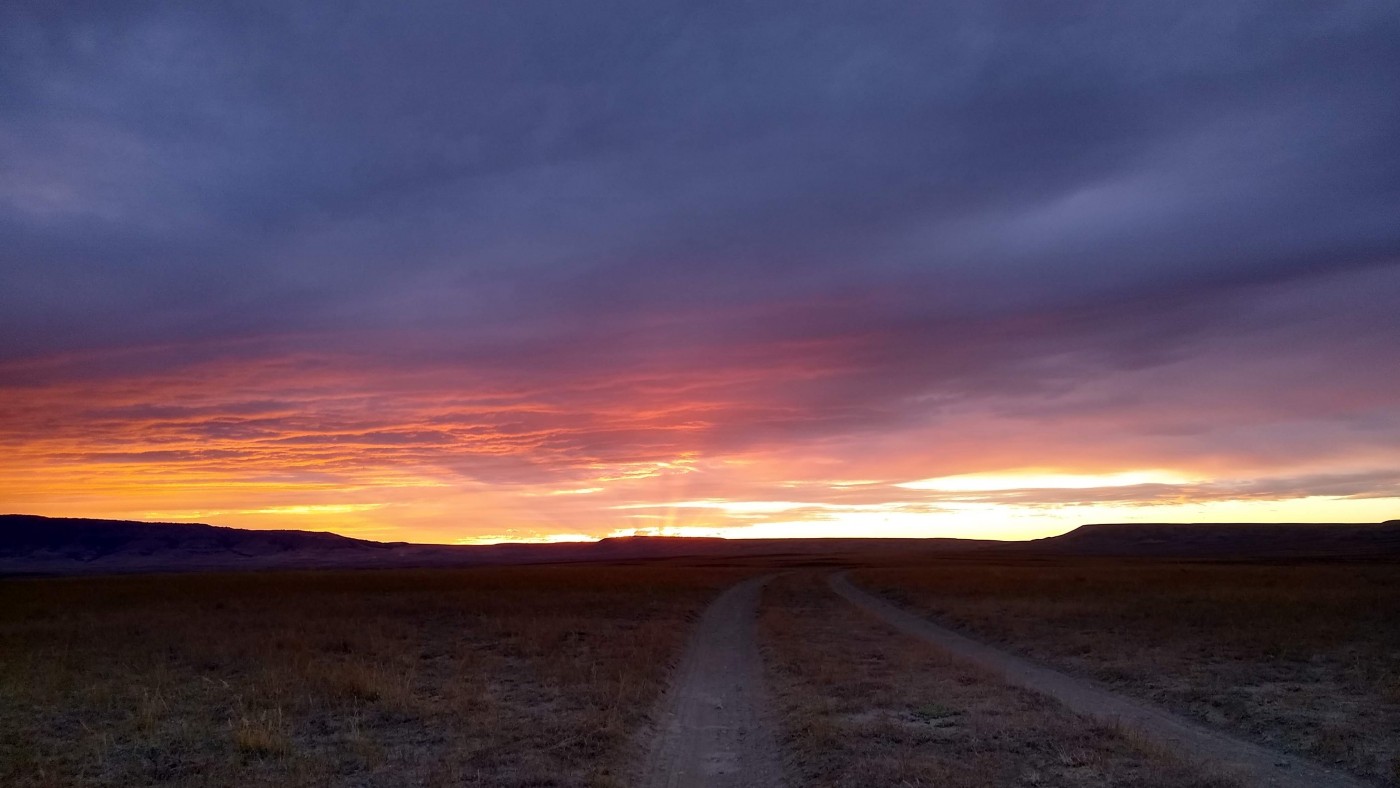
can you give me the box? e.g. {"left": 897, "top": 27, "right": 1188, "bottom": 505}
{"left": 898, "top": 471, "right": 1196, "bottom": 493}
{"left": 2, "top": 4, "right": 1398, "bottom": 543}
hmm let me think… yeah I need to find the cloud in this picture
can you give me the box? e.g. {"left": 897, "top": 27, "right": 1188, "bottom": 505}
{"left": 2, "top": 2, "right": 1399, "bottom": 538}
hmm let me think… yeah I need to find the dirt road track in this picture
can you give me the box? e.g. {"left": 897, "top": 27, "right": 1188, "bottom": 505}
{"left": 830, "top": 572, "right": 1367, "bottom": 788}
{"left": 635, "top": 575, "right": 784, "bottom": 788}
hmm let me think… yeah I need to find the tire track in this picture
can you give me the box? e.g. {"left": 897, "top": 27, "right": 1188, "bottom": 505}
{"left": 830, "top": 572, "right": 1367, "bottom": 788}
{"left": 636, "top": 575, "right": 784, "bottom": 788}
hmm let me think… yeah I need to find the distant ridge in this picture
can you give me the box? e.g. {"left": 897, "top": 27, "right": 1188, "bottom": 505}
{"left": 1029, "top": 521, "right": 1400, "bottom": 558}
{"left": 0, "top": 515, "right": 984, "bottom": 576}
{"left": 4, "top": 515, "right": 1397, "bottom": 576}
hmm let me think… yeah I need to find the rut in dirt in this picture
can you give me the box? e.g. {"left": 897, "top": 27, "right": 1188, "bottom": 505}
{"left": 635, "top": 575, "right": 784, "bottom": 788}
{"left": 829, "top": 572, "right": 1367, "bottom": 788}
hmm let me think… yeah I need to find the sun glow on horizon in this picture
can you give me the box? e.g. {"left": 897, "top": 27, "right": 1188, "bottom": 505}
{"left": 455, "top": 532, "right": 600, "bottom": 545}
{"left": 3, "top": 359, "right": 1395, "bottom": 544}
{"left": 897, "top": 470, "right": 1196, "bottom": 493}
{"left": 10, "top": 453, "right": 1398, "bottom": 545}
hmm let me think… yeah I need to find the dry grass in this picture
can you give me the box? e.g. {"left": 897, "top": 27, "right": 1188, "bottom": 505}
{"left": 758, "top": 572, "right": 1240, "bottom": 788}
{"left": 0, "top": 563, "right": 748, "bottom": 787}
{"left": 856, "top": 558, "right": 1400, "bottom": 785}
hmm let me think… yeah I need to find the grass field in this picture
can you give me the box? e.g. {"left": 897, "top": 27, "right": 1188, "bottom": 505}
{"left": 854, "top": 558, "right": 1400, "bottom": 785}
{"left": 758, "top": 572, "right": 1237, "bottom": 787}
{"left": 0, "top": 564, "right": 748, "bottom": 787}
{"left": 6, "top": 555, "right": 1395, "bottom": 786}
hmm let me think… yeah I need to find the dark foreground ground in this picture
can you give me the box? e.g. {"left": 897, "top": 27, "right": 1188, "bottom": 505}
{"left": 0, "top": 565, "right": 746, "bottom": 787}
{"left": 856, "top": 558, "right": 1400, "bottom": 785}
{"left": 3, "top": 531, "right": 1398, "bottom": 786}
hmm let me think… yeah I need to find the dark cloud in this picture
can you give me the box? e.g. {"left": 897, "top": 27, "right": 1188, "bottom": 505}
{"left": 4, "top": 2, "right": 1398, "bottom": 349}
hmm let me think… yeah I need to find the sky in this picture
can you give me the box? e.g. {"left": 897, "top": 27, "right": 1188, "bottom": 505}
{"left": 2, "top": 2, "right": 1399, "bottom": 543}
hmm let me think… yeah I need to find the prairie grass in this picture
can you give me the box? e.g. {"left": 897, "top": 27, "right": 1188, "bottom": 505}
{"left": 0, "top": 563, "right": 747, "bottom": 787}
{"left": 856, "top": 558, "right": 1400, "bottom": 784}
{"left": 758, "top": 572, "right": 1239, "bottom": 788}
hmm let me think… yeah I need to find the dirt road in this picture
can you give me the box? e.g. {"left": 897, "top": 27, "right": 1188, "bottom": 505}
{"left": 635, "top": 575, "right": 784, "bottom": 788}
{"left": 829, "top": 572, "right": 1367, "bottom": 788}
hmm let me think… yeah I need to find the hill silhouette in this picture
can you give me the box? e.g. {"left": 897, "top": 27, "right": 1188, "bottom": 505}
{"left": 0, "top": 515, "right": 981, "bottom": 575}
{"left": 3, "top": 514, "right": 1397, "bottom": 575}
{"left": 1026, "top": 521, "right": 1400, "bottom": 558}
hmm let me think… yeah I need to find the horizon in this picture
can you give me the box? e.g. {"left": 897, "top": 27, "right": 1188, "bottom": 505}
{"left": 7, "top": 512, "right": 1395, "bottom": 552}
{"left": 3, "top": 3, "right": 1399, "bottom": 543}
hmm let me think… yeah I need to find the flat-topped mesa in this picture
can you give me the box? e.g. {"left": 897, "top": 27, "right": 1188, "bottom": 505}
{"left": 1030, "top": 521, "right": 1400, "bottom": 558}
